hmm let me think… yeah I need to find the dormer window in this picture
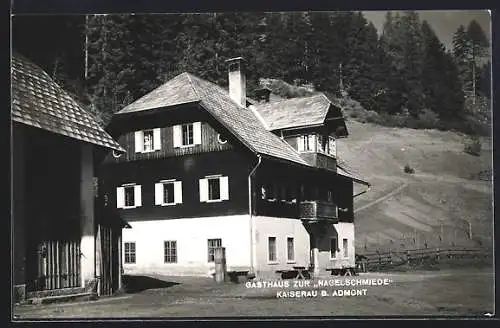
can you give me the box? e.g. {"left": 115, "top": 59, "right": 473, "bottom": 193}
{"left": 328, "top": 136, "right": 336, "bottom": 157}
{"left": 297, "top": 134, "right": 316, "bottom": 152}
{"left": 135, "top": 128, "right": 161, "bottom": 153}
{"left": 173, "top": 122, "right": 202, "bottom": 148}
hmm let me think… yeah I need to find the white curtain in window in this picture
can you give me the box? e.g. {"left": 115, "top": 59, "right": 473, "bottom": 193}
{"left": 297, "top": 136, "right": 304, "bottom": 151}
{"left": 308, "top": 134, "right": 315, "bottom": 151}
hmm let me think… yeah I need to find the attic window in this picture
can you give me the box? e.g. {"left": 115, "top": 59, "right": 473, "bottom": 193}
{"left": 217, "top": 134, "right": 227, "bottom": 144}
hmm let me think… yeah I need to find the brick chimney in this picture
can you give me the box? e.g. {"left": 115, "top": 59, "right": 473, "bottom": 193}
{"left": 225, "top": 57, "right": 246, "bottom": 107}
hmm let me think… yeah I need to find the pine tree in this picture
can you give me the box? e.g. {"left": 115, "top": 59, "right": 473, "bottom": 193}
{"left": 421, "top": 20, "right": 464, "bottom": 120}
{"left": 452, "top": 20, "right": 490, "bottom": 105}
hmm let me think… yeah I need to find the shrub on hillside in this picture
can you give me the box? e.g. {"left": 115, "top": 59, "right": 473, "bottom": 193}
{"left": 463, "top": 136, "right": 482, "bottom": 156}
{"left": 404, "top": 164, "right": 415, "bottom": 174}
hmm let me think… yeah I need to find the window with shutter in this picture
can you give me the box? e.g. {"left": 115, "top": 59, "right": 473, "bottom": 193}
{"left": 200, "top": 175, "right": 229, "bottom": 202}
{"left": 142, "top": 130, "right": 154, "bottom": 152}
{"left": 182, "top": 123, "right": 194, "bottom": 146}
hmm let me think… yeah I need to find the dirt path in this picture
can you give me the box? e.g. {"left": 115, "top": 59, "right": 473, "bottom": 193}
{"left": 355, "top": 181, "right": 409, "bottom": 213}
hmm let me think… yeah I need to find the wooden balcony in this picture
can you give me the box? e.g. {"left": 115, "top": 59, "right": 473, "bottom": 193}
{"left": 299, "top": 200, "right": 338, "bottom": 222}
{"left": 299, "top": 152, "right": 337, "bottom": 172}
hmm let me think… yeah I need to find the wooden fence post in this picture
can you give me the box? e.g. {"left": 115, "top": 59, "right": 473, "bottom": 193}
{"left": 214, "top": 247, "right": 227, "bottom": 284}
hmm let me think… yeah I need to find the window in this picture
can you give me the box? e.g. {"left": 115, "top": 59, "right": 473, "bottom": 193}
{"left": 164, "top": 183, "right": 174, "bottom": 204}
{"left": 173, "top": 122, "right": 202, "bottom": 148}
{"left": 268, "top": 237, "right": 277, "bottom": 262}
{"left": 124, "top": 242, "right": 136, "bottom": 264}
{"left": 155, "top": 180, "right": 182, "bottom": 205}
{"left": 297, "top": 134, "right": 316, "bottom": 152}
{"left": 182, "top": 124, "right": 194, "bottom": 146}
{"left": 263, "top": 184, "right": 275, "bottom": 201}
{"left": 135, "top": 128, "right": 161, "bottom": 153}
{"left": 199, "top": 175, "right": 229, "bottom": 202}
{"left": 117, "top": 184, "right": 142, "bottom": 209}
{"left": 143, "top": 130, "right": 154, "bottom": 152}
{"left": 124, "top": 186, "right": 135, "bottom": 207}
{"left": 328, "top": 136, "right": 336, "bottom": 157}
{"left": 327, "top": 190, "right": 334, "bottom": 202}
{"left": 330, "top": 237, "right": 337, "bottom": 259}
{"left": 343, "top": 238, "right": 349, "bottom": 258}
{"left": 164, "top": 241, "right": 177, "bottom": 263}
{"left": 317, "top": 135, "right": 324, "bottom": 153}
{"left": 207, "top": 238, "right": 222, "bottom": 262}
{"left": 287, "top": 237, "right": 295, "bottom": 262}
{"left": 208, "top": 178, "right": 220, "bottom": 201}
{"left": 280, "top": 186, "right": 287, "bottom": 202}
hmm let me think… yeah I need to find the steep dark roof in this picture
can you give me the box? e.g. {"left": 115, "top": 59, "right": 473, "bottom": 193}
{"left": 116, "top": 72, "right": 308, "bottom": 166}
{"left": 11, "top": 53, "right": 124, "bottom": 152}
{"left": 253, "top": 94, "right": 334, "bottom": 130}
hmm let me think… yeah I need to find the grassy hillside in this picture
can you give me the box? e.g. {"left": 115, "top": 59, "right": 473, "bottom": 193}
{"left": 336, "top": 120, "right": 493, "bottom": 253}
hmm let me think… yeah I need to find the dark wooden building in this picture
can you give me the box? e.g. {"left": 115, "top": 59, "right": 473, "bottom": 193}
{"left": 99, "top": 57, "right": 370, "bottom": 278}
{"left": 11, "top": 52, "right": 127, "bottom": 303}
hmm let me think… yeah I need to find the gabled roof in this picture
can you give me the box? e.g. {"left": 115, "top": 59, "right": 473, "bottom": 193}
{"left": 116, "top": 72, "right": 308, "bottom": 166}
{"left": 11, "top": 52, "right": 124, "bottom": 152}
{"left": 253, "top": 94, "right": 335, "bottom": 131}
{"left": 337, "top": 165, "right": 370, "bottom": 186}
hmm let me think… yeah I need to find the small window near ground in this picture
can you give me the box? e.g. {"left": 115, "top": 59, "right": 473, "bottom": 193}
{"left": 268, "top": 237, "right": 277, "bottom": 262}
{"left": 164, "top": 241, "right": 177, "bottom": 263}
{"left": 330, "top": 237, "right": 337, "bottom": 259}
{"left": 343, "top": 238, "right": 349, "bottom": 258}
{"left": 287, "top": 237, "right": 295, "bottom": 262}
{"left": 124, "top": 242, "right": 136, "bottom": 264}
{"left": 207, "top": 238, "right": 222, "bottom": 262}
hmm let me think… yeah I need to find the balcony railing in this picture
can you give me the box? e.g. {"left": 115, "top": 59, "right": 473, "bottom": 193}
{"left": 299, "top": 152, "right": 337, "bottom": 172}
{"left": 299, "top": 200, "right": 338, "bottom": 221}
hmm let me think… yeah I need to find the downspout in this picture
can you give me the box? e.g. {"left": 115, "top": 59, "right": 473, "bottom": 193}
{"left": 248, "top": 154, "right": 262, "bottom": 277}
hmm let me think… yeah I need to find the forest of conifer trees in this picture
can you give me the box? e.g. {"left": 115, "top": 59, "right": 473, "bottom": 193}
{"left": 12, "top": 11, "right": 491, "bottom": 135}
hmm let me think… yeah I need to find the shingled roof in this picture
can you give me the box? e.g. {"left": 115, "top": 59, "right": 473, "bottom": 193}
{"left": 116, "top": 72, "right": 308, "bottom": 166}
{"left": 11, "top": 52, "right": 124, "bottom": 152}
{"left": 253, "top": 94, "right": 334, "bottom": 131}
